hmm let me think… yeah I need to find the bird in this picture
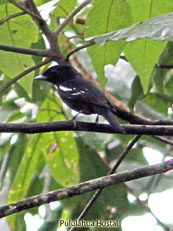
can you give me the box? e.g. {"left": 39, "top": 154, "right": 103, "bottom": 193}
{"left": 35, "top": 64, "right": 125, "bottom": 133}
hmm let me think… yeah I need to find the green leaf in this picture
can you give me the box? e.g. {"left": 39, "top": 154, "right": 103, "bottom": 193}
{"left": 124, "top": 1, "right": 173, "bottom": 94}
{"left": 6, "top": 111, "right": 24, "bottom": 122}
{"left": 14, "top": 82, "right": 32, "bottom": 102}
{"left": 0, "top": 4, "right": 38, "bottom": 95}
{"left": 86, "top": 6, "right": 173, "bottom": 93}
{"left": 128, "top": 75, "right": 144, "bottom": 110}
{"left": 31, "top": 34, "right": 46, "bottom": 65}
{"left": 8, "top": 135, "right": 42, "bottom": 203}
{"left": 54, "top": 0, "right": 78, "bottom": 17}
{"left": 31, "top": 35, "right": 50, "bottom": 104}
{"left": 152, "top": 42, "right": 173, "bottom": 94}
{"left": 1, "top": 135, "right": 27, "bottom": 184}
{"left": 36, "top": 94, "right": 79, "bottom": 187}
{"left": 0, "top": 97, "right": 19, "bottom": 122}
{"left": 84, "top": 0, "right": 132, "bottom": 88}
{"left": 32, "top": 80, "right": 51, "bottom": 105}
{"left": 165, "top": 77, "right": 173, "bottom": 97}
{"left": 0, "top": 0, "right": 8, "bottom": 5}
{"left": 86, "top": 12, "right": 173, "bottom": 45}
{"left": 74, "top": 138, "right": 130, "bottom": 224}
{"left": 123, "top": 0, "right": 173, "bottom": 94}
{"left": 34, "top": 0, "right": 51, "bottom": 6}
{"left": 27, "top": 174, "right": 44, "bottom": 198}
{"left": 43, "top": 131, "right": 80, "bottom": 187}
{"left": 142, "top": 93, "right": 168, "bottom": 114}
{"left": 125, "top": 39, "right": 166, "bottom": 94}
{"left": 7, "top": 134, "right": 42, "bottom": 228}
{"left": 135, "top": 101, "right": 165, "bottom": 120}
{"left": 124, "top": 0, "right": 173, "bottom": 94}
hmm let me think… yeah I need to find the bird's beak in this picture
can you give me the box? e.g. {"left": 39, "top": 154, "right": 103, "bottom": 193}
{"left": 34, "top": 75, "right": 48, "bottom": 81}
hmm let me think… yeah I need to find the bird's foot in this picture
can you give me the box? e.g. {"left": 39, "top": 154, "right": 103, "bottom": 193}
{"left": 95, "top": 115, "right": 100, "bottom": 129}
{"left": 70, "top": 111, "right": 82, "bottom": 128}
{"left": 95, "top": 115, "right": 99, "bottom": 124}
{"left": 70, "top": 117, "right": 77, "bottom": 128}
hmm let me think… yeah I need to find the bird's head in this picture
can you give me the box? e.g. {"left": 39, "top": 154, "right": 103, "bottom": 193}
{"left": 35, "top": 64, "right": 78, "bottom": 85}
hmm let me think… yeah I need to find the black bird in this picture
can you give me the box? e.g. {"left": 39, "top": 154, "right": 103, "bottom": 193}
{"left": 35, "top": 64, "right": 125, "bottom": 133}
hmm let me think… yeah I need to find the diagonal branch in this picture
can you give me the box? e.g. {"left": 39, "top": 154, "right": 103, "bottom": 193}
{"left": 24, "top": 0, "right": 52, "bottom": 39}
{"left": 66, "top": 41, "right": 95, "bottom": 61}
{"left": 10, "top": 0, "right": 43, "bottom": 21}
{"left": 0, "top": 58, "right": 52, "bottom": 96}
{"left": 70, "top": 135, "right": 141, "bottom": 231}
{"left": 152, "top": 136, "right": 173, "bottom": 146}
{"left": 10, "top": 0, "right": 65, "bottom": 63}
{"left": 0, "top": 159, "right": 172, "bottom": 219}
{"left": 0, "top": 12, "right": 25, "bottom": 25}
{"left": 55, "top": 0, "right": 92, "bottom": 35}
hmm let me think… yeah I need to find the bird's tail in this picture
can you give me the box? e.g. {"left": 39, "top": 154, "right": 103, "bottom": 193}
{"left": 103, "top": 110, "right": 125, "bottom": 134}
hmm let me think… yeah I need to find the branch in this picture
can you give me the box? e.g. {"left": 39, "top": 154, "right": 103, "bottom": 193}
{"left": 66, "top": 41, "right": 95, "bottom": 61}
{"left": 23, "top": 0, "right": 52, "bottom": 39}
{"left": 0, "top": 44, "right": 49, "bottom": 57}
{"left": 0, "top": 159, "right": 172, "bottom": 218}
{"left": 0, "top": 58, "right": 52, "bottom": 96}
{"left": 156, "top": 64, "right": 173, "bottom": 69}
{"left": 55, "top": 0, "right": 92, "bottom": 35}
{"left": 70, "top": 135, "right": 141, "bottom": 231}
{"left": 112, "top": 104, "right": 173, "bottom": 126}
{"left": 25, "top": 0, "right": 66, "bottom": 63}
{"left": 0, "top": 152, "right": 9, "bottom": 186}
{"left": 10, "top": 0, "right": 43, "bottom": 21}
{"left": 152, "top": 136, "right": 173, "bottom": 146}
{"left": 10, "top": 0, "right": 65, "bottom": 63}
{"left": 0, "top": 12, "right": 25, "bottom": 25}
{"left": 1, "top": 121, "right": 173, "bottom": 135}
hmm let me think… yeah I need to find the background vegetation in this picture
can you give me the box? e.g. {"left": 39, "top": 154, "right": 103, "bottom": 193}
{"left": 0, "top": 0, "right": 173, "bottom": 230}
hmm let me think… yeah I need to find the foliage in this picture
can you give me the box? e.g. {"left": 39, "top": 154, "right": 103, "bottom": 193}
{"left": 0, "top": 0, "right": 173, "bottom": 231}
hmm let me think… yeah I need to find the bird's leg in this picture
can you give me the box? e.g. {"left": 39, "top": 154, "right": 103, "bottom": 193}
{"left": 95, "top": 115, "right": 100, "bottom": 129}
{"left": 70, "top": 111, "right": 82, "bottom": 128}
{"left": 95, "top": 115, "right": 99, "bottom": 123}
{"left": 71, "top": 111, "right": 82, "bottom": 121}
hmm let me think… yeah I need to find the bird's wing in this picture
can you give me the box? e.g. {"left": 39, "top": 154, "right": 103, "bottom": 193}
{"left": 58, "top": 77, "right": 111, "bottom": 108}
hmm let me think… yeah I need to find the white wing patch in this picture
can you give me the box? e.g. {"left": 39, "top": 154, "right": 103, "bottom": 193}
{"left": 71, "top": 91, "right": 83, "bottom": 95}
{"left": 59, "top": 85, "right": 88, "bottom": 96}
{"left": 59, "top": 85, "right": 75, "bottom": 91}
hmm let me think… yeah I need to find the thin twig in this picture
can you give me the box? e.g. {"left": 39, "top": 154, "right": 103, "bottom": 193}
{"left": 0, "top": 58, "right": 52, "bottom": 96}
{"left": 156, "top": 64, "right": 173, "bottom": 69}
{"left": 55, "top": 0, "right": 92, "bottom": 35}
{"left": 0, "top": 152, "right": 10, "bottom": 187}
{"left": 66, "top": 41, "right": 95, "bottom": 61}
{"left": 120, "top": 56, "right": 173, "bottom": 69}
{"left": 153, "top": 136, "right": 173, "bottom": 146}
{"left": 0, "top": 1, "right": 65, "bottom": 62}
{"left": 10, "top": 0, "right": 57, "bottom": 51}
{"left": 10, "top": 0, "right": 43, "bottom": 21}
{"left": 21, "top": 0, "right": 53, "bottom": 41}
{"left": 0, "top": 12, "right": 25, "bottom": 25}
{"left": 22, "top": 0, "right": 65, "bottom": 63}
{"left": 69, "top": 135, "right": 141, "bottom": 231}
{"left": 0, "top": 44, "right": 49, "bottom": 57}
{"left": 0, "top": 159, "right": 172, "bottom": 219}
